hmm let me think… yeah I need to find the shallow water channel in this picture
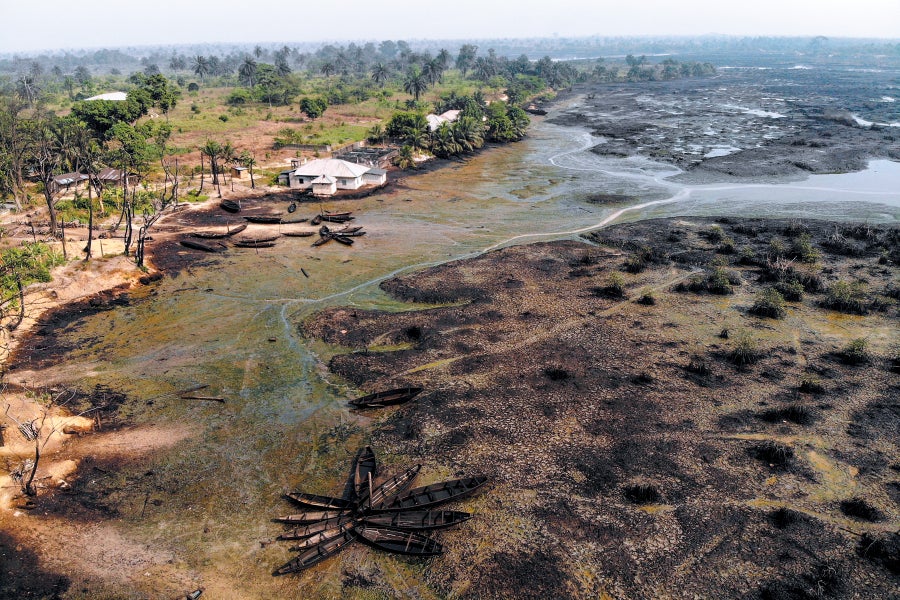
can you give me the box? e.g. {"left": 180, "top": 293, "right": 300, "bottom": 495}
{"left": 30, "top": 108, "right": 900, "bottom": 595}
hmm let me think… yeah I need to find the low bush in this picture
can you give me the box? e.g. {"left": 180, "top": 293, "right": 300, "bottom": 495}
{"left": 728, "top": 331, "right": 759, "bottom": 366}
{"left": 623, "top": 483, "right": 660, "bottom": 504}
{"left": 750, "top": 287, "right": 786, "bottom": 319}
{"left": 840, "top": 498, "right": 882, "bottom": 522}
{"left": 774, "top": 279, "right": 804, "bottom": 301}
{"left": 821, "top": 280, "right": 869, "bottom": 314}
{"left": 798, "top": 375, "right": 825, "bottom": 394}
{"left": 837, "top": 338, "right": 869, "bottom": 365}
{"left": 752, "top": 441, "right": 794, "bottom": 466}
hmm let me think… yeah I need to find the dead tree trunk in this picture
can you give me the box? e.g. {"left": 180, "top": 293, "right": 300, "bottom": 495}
{"left": 85, "top": 196, "right": 94, "bottom": 260}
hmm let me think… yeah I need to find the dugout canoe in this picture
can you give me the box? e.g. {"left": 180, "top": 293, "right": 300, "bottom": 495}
{"left": 272, "top": 509, "right": 353, "bottom": 525}
{"left": 354, "top": 446, "right": 377, "bottom": 499}
{"left": 371, "top": 476, "right": 488, "bottom": 512}
{"left": 364, "top": 465, "right": 421, "bottom": 509}
{"left": 243, "top": 215, "right": 283, "bottom": 224}
{"left": 349, "top": 387, "right": 423, "bottom": 409}
{"left": 356, "top": 527, "right": 442, "bottom": 556}
{"left": 361, "top": 510, "right": 471, "bottom": 531}
{"left": 220, "top": 200, "right": 241, "bottom": 213}
{"left": 282, "top": 230, "right": 316, "bottom": 237}
{"left": 288, "top": 518, "right": 357, "bottom": 551}
{"left": 272, "top": 528, "right": 356, "bottom": 575}
{"left": 278, "top": 516, "right": 355, "bottom": 541}
{"left": 284, "top": 492, "right": 356, "bottom": 511}
{"left": 179, "top": 239, "right": 225, "bottom": 253}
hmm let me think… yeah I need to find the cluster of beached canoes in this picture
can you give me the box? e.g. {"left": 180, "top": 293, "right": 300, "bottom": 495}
{"left": 272, "top": 446, "right": 487, "bottom": 576}
{"left": 178, "top": 205, "right": 366, "bottom": 252}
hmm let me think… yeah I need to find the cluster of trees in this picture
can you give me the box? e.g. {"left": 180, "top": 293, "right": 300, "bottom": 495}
{"left": 0, "top": 73, "right": 191, "bottom": 267}
{"left": 381, "top": 92, "right": 529, "bottom": 167}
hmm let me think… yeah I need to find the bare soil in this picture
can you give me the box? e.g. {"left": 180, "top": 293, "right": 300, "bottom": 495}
{"left": 301, "top": 217, "right": 899, "bottom": 599}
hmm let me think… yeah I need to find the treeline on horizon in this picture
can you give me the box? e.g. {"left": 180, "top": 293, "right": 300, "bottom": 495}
{"left": 2, "top": 34, "right": 898, "bottom": 74}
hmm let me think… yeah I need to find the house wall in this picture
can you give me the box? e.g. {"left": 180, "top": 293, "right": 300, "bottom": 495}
{"left": 362, "top": 172, "right": 387, "bottom": 186}
{"left": 335, "top": 176, "right": 362, "bottom": 190}
{"left": 312, "top": 181, "right": 337, "bottom": 195}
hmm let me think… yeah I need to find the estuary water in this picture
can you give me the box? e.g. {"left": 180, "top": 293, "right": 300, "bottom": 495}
{"left": 28, "top": 108, "right": 900, "bottom": 595}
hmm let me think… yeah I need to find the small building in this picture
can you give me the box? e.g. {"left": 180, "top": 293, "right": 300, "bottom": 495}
{"left": 311, "top": 175, "right": 337, "bottom": 196}
{"left": 50, "top": 172, "right": 89, "bottom": 193}
{"left": 425, "top": 110, "right": 461, "bottom": 132}
{"left": 231, "top": 166, "right": 248, "bottom": 180}
{"left": 362, "top": 168, "right": 387, "bottom": 186}
{"left": 84, "top": 92, "right": 128, "bottom": 101}
{"left": 288, "top": 158, "right": 385, "bottom": 195}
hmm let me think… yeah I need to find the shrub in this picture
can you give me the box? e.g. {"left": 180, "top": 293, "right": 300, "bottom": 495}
{"left": 623, "top": 252, "right": 648, "bottom": 273}
{"left": 770, "top": 507, "right": 801, "bottom": 529}
{"left": 789, "top": 233, "right": 820, "bottom": 263}
{"left": 687, "top": 355, "right": 711, "bottom": 376}
{"left": 890, "top": 344, "right": 900, "bottom": 374}
{"left": 595, "top": 273, "right": 626, "bottom": 299}
{"left": 821, "top": 280, "right": 869, "bottom": 314}
{"left": 716, "top": 237, "right": 735, "bottom": 254}
{"left": 752, "top": 441, "right": 794, "bottom": 466}
{"left": 190, "top": 103, "right": 200, "bottom": 113}
{"left": 705, "top": 224, "right": 725, "bottom": 242}
{"left": 798, "top": 375, "right": 825, "bottom": 394}
{"left": 728, "top": 331, "right": 759, "bottom": 366}
{"left": 774, "top": 279, "right": 804, "bottom": 302}
{"left": 636, "top": 289, "right": 656, "bottom": 305}
{"left": 218, "top": 114, "right": 228, "bottom": 122}
{"left": 856, "top": 533, "right": 900, "bottom": 575}
{"left": 840, "top": 498, "right": 881, "bottom": 522}
{"left": 737, "top": 246, "right": 757, "bottom": 265}
{"left": 768, "top": 238, "right": 786, "bottom": 260}
{"left": 750, "top": 287, "right": 786, "bottom": 319}
{"left": 759, "top": 405, "right": 812, "bottom": 425}
{"left": 543, "top": 367, "right": 570, "bottom": 381}
{"left": 837, "top": 338, "right": 869, "bottom": 365}
{"left": 623, "top": 484, "right": 660, "bottom": 504}
{"left": 706, "top": 267, "right": 737, "bottom": 295}
{"left": 187, "top": 82, "right": 199, "bottom": 92}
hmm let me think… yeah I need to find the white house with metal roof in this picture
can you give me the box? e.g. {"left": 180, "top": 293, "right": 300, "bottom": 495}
{"left": 288, "top": 158, "right": 386, "bottom": 194}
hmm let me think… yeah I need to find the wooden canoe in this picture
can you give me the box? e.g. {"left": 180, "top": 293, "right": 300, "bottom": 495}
{"left": 272, "top": 509, "right": 353, "bottom": 524}
{"left": 179, "top": 239, "right": 225, "bottom": 253}
{"left": 288, "top": 202, "right": 297, "bottom": 213}
{"left": 278, "top": 516, "right": 355, "bottom": 541}
{"left": 272, "top": 528, "right": 356, "bottom": 575}
{"left": 310, "top": 215, "right": 322, "bottom": 225}
{"left": 333, "top": 235, "right": 354, "bottom": 246}
{"left": 282, "top": 230, "right": 316, "bottom": 237}
{"left": 349, "top": 387, "right": 423, "bottom": 409}
{"left": 288, "top": 519, "right": 357, "bottom": 551}
{"left": 319, "top": 215, "right": 354, "bottom": 223}
{"left": 220, "top": 200, "right": 241, "bottom": 213}
{"left": 362, "top": 510, "right": 471, "bottom": 531}
{"left": 234, "top": 241, "right": 277, "bottom": 248}
{"left": 193, "top": 223, "right": 248, "bottom": 239}
{"left": 323, "top": 210, "right": 352, "bottom": 218}
{"left": 334, "top": 226, "right": 362, "bottom": 234}
{"left": 372, "top": 476, "right": 488, "bottom": 512}
{"left": 243, "top": 215, "right": 283, "bottom": 224}
{"left": 365, "top": 465, "right": 421, "bottom": 509}
{"left": 284, "top": 492, "right": 356, "bottom": 511}
{"left": 356, "top": 527, "right": 442, "bottom": 556}
{"left": 354, "top": 446, "right": 377, "bottom": 499}
{"left": 236, "top": 234, "right": 280, "bottom": 244}
{"left": 311, "top": 236, "right": 332, "bottom": 247}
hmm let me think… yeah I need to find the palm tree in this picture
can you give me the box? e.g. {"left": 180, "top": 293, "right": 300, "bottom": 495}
{"left": 437, "top": 49, "right": 451, "bottom": 71}
{"left": 403, "top": 66, "right": 427, "bottom": 102}
{"left": 199, "top": 140, "right": 223, "bottom": 187}
{"left": 394, "top": 145, "right": 416, "bottom": 170}
{"left": 193, "top": 55, "right": 210, "bottom": 80}
{"left": 371, "top": 62, "right": 389, "bottom": 87}
{"left": 453, "top": 116, "right": 484, "bottom": 153}
{"left": 254, "top": 45, "right": 264, "bottom": 59}
{"left": 431, "top": 122, "right": 461, "bottom": 158}
{"left": 366, "top": 124, "right": 385, "bottom": 145}
{"left": 238, "top": 56, "right": 258, "bottom": 87}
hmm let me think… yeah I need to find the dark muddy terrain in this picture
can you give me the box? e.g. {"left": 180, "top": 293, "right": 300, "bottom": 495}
{"left": 303, "top": 218, "right": 899, "bottom": 599}
{"left": 552, "top": 66, "right": 900, "bottom": 179}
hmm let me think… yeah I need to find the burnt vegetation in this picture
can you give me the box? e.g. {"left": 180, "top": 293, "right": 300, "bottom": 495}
{"left": 303, "top": 218, "right": 898, "bottom": 598}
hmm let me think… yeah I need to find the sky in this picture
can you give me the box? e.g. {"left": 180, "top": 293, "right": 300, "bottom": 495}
{"left": 1, "top": 0, "right": 898, "bottom": 53}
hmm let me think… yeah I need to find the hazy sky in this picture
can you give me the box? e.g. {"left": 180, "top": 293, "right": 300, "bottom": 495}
{"left": 2, "top": 0, "right": 898, "bottom": 53}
